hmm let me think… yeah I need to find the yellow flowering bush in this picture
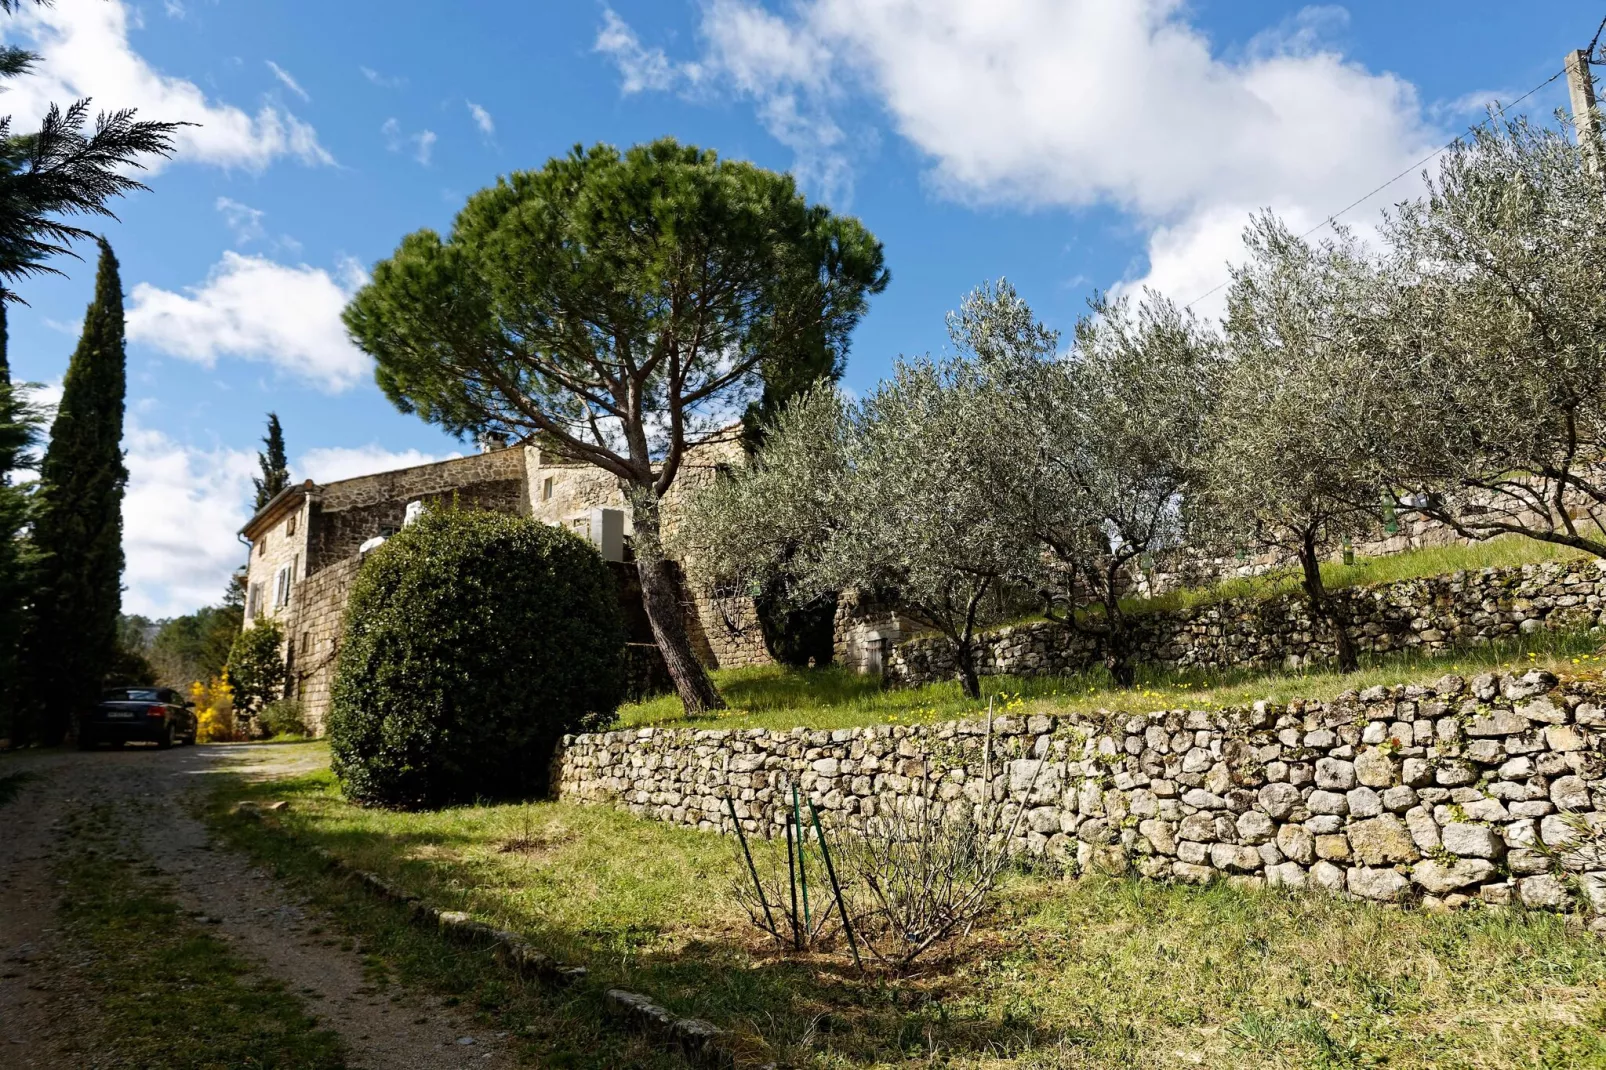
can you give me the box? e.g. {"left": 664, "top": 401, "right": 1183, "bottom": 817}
{"left": 191, "top": 674, "right": 240, "bottom": 743}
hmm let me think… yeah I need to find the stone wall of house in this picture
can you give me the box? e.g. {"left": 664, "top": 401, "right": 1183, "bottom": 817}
{"left": 833, "top": 592, "right": 915, "bottom": 675}
{"left": 283, "top": 555, "right": 361, "bottom": 734}
{"left": 307, "top": 449, "right": 529, "bottom": 574}
{"left": 244, "top": 494, "right": 311, "bottom": 628}
{"left": 888, "top": 559, "right": 1606, "bottom": 688}
{"left": 553, "top": 669, "right": 1606, "bottom": 924}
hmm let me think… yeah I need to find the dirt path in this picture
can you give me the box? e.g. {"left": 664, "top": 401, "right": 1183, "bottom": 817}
{"left": 0, "top": 745, "right": 517, "bottom": 1069}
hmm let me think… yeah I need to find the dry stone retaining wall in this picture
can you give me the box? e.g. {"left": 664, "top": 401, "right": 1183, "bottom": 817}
{"left": 555, "top": 669, "right": 1606, "bottom": 925}
{"left": 889, "top": 559, "right": 1606, "bottom": 688}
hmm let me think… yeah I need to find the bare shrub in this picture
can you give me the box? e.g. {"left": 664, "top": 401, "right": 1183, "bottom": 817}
{"left": 839, "top": 755, "right": 1043, "bottom": 971}
{"left": 727, "top": 792, "right": 852, "bottom": 955}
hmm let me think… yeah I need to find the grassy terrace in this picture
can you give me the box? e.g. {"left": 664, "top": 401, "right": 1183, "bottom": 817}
{"left": 1116, "top": 533, "right": 1589, "bottom": 618}
{"left": 214, "top": 745, "right": 1606, "bottom": 1069}
{"left": 619, "top": 630, "right": 1605, "bottom": 734}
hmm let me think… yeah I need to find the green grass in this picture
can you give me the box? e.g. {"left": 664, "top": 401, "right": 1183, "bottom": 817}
{"left": 618, "top": 628, "right": 1606, "bottom": 733}
{"left": 209, "top": 747, "right": 1606, "bottom": 1069}
{"left": 1126, "top": 534, "right": 1590, "bottom": 618}
{"left": 54, "top": 803, "right": 347, "bottom": 1069}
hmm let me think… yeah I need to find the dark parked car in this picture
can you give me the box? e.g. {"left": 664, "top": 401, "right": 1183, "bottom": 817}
{"left": 78, "top": 687, "right": 198, "bottom": 750}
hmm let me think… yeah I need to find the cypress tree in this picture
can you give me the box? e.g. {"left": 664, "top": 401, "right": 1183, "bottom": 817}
{"left": 0, "top": 300, "right": 41, "bottom": 741}
{"left": 252, "top": 412, "right": 288, "bottom": 510}
{"left": 27, "top": 240, "right": 127, "bottom": 744}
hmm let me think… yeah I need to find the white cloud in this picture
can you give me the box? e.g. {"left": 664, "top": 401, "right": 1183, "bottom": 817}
{"left": 215, "top": 196, "right": 265, "bottom": 244}
{"left": 467, "top": 101, "right": 494, "bottom": 137}
{"left": 595, "top": 9, "right": 685, "bottom": 93}
{"left": 360, "top": 65, "right": 405, "bottom": 89}
{"left": 125, "top": 251, "right": 370, "bottom": 392}
{"left": 601, "top": 0, "right": 1449, "bottom": 311}
{"left": 0, "top": 0, "right": 334, "bottom": 171}
{"left": 121, "top": 422, "right": 257, "bottom": 617}
{"left": 265, "top": 59, "right": 311, "bottom": 103}
{"left": 296, "top": 445, "right": 460, "bottom": 485}
{"left": 25, "top": 379, "right": 64, "bottom": 414}
{"left": 382, "top": 117, "right": 435, "bottom": 165}
{"left": 412, "top": 129, "right": 436, "bottom": 166}
{"left": 163, "top": 0, "right": 185, "bottom": 19}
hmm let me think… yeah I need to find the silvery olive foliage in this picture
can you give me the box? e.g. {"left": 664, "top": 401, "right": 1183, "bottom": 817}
{"left": 962, "top": 282, "right": 1221, "bottom": 685}
{"left": 1382, "top": 116, "right": 1606, "bottom": 556}
{"left": 690, "top": 115, "right": 1606, "bottom": 691}
{"left": 1201, "top": 213, "right": 1391, "bottom": 672}
{"left": 678, "top": 355, "right": 1037, "bottom": 698}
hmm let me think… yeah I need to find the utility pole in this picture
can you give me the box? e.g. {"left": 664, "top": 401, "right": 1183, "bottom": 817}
{"left": 1566, "top": 48, "right": 1602, "bottom": 173}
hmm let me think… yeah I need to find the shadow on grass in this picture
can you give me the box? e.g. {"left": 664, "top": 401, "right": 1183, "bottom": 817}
{"left": 0, "top": 769, "right": 33, "bottom": 807}
{"left": 209, "top": 763, "right": 1606, "bottom": 1069}
{"left": 209, "top": 766, "right": 1096, "bottom": 1067}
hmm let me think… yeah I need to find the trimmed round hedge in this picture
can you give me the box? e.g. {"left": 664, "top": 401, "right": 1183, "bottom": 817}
{"left": 328, "top": 509, "right": 625, "bottom": 808}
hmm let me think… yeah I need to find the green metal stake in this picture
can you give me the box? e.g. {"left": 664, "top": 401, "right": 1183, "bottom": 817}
{"left": 726, "top": 796, "right": 777, "bottom": 941}
{"left": 792, "top": 783, "right": 811, "bottom": 939}
{"left": 807, "top": 798, "right": 862, "bottom": 970}
{"left": 783, "top": 799, "right": 801, "bottom": 950}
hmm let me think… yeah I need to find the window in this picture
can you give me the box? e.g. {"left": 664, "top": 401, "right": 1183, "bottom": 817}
{"left": 104, "top": 688, "right": 161, "bottom": 702}
{"left": 257, "top": 531, "right": 267, "bottom": 555}
{"left": 542, "top": 476, "right": 554, "bottom": 501}
{"left": 300, "top": 631, "right": 311, "bottom": 656}
{"left": 287, "top": 512, "right": 298, "bottom": 536}
{"left": 273, "top": 565, "right": 292, "bottom": 609}
{"left": 292, "top": 553, "right": 300, "bottom": 581}
{"left": 570, "top": 516, "right": 591, "bottom": 540}
{"left": 247, "top": 582, "right": 264, "bottom": 620}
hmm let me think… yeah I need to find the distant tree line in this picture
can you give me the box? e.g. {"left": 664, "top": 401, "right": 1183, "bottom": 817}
{"left": 684, "top": 114, "right": 1606, "bottom": 697}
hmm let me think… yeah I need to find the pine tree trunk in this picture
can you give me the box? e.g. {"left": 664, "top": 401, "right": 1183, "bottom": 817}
{"left": 628, "top": 488, "right": 725, "bottom": 715}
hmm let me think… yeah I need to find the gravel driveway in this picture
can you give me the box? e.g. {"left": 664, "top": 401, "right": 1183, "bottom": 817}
{"left": 0, "top": 744, "right": 516, "bottom": 1069}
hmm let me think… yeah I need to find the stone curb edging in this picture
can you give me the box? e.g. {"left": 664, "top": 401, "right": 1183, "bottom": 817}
{"left": 230, "top": 802, "right": 737, "bottom": 1067}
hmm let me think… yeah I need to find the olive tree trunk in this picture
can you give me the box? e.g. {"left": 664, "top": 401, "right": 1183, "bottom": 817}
{"left": 1298, "top": 529, "right": 1358, "bottom": 673}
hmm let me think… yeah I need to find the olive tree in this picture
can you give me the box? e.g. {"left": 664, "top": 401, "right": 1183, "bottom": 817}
{"left": 680, "top": 356, "right": 1037, "bottom": 699}
{"left": 960, "top": 282, "right": 1220, "bottom": 685}
{"left": 1381, "top": 116, "right": 1606, "bottom": 555}
{"left": 1201, "top": 214, "right": 1389, "bottom": 672}
{"left": 343, "top": 139, "right": 886, "bottom": 714}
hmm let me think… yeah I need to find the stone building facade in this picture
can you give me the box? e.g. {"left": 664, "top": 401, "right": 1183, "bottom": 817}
{"left": 554, "top": 669, "right": 1606, "bottom": 924}
{"left": 239, "top": 444, "right": 774, "bottom": 733}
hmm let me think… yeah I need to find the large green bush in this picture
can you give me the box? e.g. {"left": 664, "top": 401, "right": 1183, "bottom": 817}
{"left": 227, "top": 618, "right": 287, "bottom": 715}
{"left": 328, "top": 509, "right": 625, "bottom": 808}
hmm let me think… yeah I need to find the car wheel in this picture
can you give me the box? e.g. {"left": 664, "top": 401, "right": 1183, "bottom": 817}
{"left": 157, "top": 724, "right": 175, "bottom": 750}
{"left": 184, "top": 731, "right": 197, "bottom": 746}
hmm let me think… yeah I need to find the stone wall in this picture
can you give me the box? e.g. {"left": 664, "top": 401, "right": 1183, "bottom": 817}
{"left": 553, "top": 669, "right": 1606, "bottom": 923}
{"left": 889, "top": 559, "right": 1606, "bottom": 688}
{"left": 283, "top": 555, "right": 361, "bottom": 734}
{"left": 308, "top": 449, "right": 529, "bottom": 574}
{"left": 244, "top": 493, "right": 311, "bottom": 628}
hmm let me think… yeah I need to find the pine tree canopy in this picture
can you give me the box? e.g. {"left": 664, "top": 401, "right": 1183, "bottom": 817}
{"left": 253, "top": 411, "right": 289, "bottom": 511}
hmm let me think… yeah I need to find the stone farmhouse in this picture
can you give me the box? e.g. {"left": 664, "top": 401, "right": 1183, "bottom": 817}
{"left": 238, "top": 442, "right": 810, "bottom": 733}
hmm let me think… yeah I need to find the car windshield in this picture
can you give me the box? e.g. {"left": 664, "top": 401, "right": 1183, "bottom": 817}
{"left": 104, "top": 688, "right": 162, "bottom": 702}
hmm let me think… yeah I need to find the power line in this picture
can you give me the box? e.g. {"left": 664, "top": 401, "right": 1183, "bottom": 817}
{"left": 1182, "top": 65, "right": 1568, "bottom": 311}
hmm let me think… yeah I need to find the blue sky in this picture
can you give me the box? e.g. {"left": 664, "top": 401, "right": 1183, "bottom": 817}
{"left": 0, "top": 0, "right": 1599, "bottom": 616}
